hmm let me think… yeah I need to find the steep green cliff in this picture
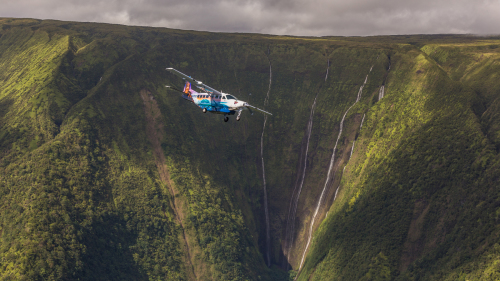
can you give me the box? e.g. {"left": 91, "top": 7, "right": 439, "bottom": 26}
{"left": 0, "top": 18, "right": 499, "bottom": 280}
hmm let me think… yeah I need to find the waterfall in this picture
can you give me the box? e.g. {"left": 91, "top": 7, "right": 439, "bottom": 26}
{"left": 260, "top": 117, "right": 271, "bottom": 267}
{"left": 264, "top": 48, "right": 272, "bottom": 106}
{"left": 325, "top": 60, "right": 330, "bottom": 82}
{"left": 298, "top": 98, "right": 355, "bottom": 270}
{"left": 260, "top": 48, "right": 272, "bottom": 267}
{"left": 284, "top": 94, "right": 317, "bottom": 267}
{"left": 356, "top": 69, "right": 371, "bottom": 102}
{"left": 356, "top": 85, "right": 364, "bottom": 102}
{"left": 360, "top": 114, "right": 365, "bottom": 129}
{"left": 284, "top": 59, "right": 330, "bottom": 268}
{"left": 298, "top": 66, "right": 372, "bottom": 271}
{"left": 349, "top": 140, "right": 355, "bottom": 160}
{"left": 378, "top": 85, "right": 385, "bottom": 100}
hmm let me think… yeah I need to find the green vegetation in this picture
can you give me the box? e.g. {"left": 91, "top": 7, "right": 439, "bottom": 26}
{"left": 298, "top": 39, "right": 500, "bottom": 280}
{"left": 1, "top": 18, "right": 499, "bottom": 280}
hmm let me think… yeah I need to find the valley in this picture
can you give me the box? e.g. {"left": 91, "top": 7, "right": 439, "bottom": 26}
{"left": 1, "top": 18, "right": 500, "bottom": 280}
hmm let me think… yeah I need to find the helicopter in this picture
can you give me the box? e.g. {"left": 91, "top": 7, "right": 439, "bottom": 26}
{"left": 166, "top": 68, "right": 272, "bottom": 122}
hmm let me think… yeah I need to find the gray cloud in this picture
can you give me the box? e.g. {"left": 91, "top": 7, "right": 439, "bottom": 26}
{"left": 2, "top": 0, "right": 499, "bottom": 36}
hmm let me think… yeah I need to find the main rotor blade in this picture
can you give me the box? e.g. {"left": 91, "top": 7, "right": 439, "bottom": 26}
{"left": 246, "top": 104, "right": 272, "bottom": 115}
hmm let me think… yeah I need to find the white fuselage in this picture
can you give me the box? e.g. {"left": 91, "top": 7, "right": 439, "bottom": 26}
{"left": 191, "top": 92, "right": 247, "bottom": 112}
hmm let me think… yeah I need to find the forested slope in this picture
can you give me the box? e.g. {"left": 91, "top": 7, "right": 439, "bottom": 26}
{"left": 299, "top": 40, "right": 500, "bottom": 280}
{"left": 0, "top": 18, "right": 499, "bottom": 280}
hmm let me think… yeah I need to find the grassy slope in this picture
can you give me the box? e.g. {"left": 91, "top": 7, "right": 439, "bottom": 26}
{"left": 1, "top": 18, "right": 499, "bottom": 280}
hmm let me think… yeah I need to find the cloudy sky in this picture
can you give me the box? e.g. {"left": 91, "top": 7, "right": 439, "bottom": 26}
{"left": 2, "top": 0, "right": 499, "bottom": 36}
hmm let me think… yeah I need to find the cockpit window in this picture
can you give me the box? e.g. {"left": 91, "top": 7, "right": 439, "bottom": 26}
{"left": 226, "top": 95, "right": 236, "bottom": 100}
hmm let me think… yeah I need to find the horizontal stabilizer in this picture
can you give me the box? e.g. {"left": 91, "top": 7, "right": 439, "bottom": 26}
{"left": 181, "top": 94, "right": 193, "bottom": 101}
{"left": 165, "top": 85, "right": 184, "bottom": 93}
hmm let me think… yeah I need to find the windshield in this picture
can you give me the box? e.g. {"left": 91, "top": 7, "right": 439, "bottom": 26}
{"left": 226, "top": 95, "right": 237, "bottom": 100}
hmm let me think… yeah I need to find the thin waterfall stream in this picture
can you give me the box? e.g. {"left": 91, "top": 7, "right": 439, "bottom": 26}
{"left": 283, "top": 60, "right": 330, "bottom": 269}
{"left": 260, "top": 48, "right": 272, "bottom": 267}
{"left": 298, "top": 65, "right": 374, "bottom": 271}
{"left": 379, "top": 85, "right": 385, "bottom": 100}
{"left": 349, "top": 140, "right": 356, "bottom": 160}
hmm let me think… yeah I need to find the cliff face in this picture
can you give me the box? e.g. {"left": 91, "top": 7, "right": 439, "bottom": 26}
{"left": 0, "top": 18, "right": 499, "bottom": 280}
